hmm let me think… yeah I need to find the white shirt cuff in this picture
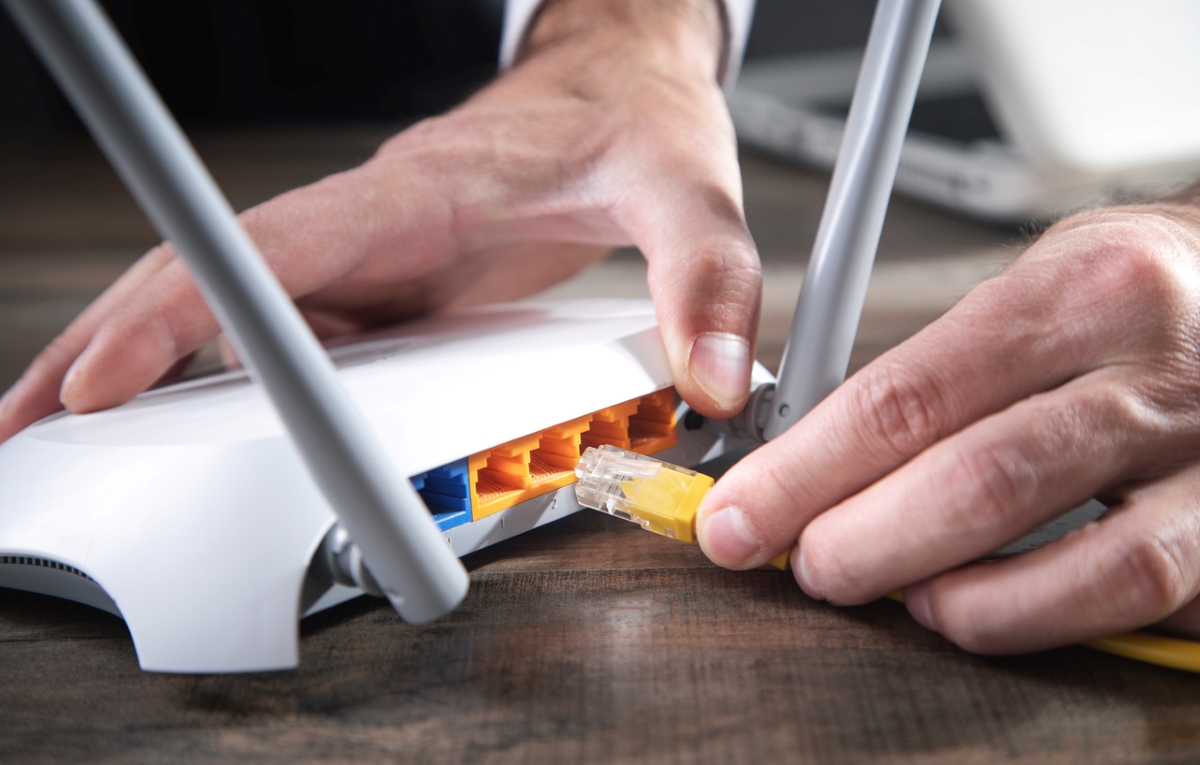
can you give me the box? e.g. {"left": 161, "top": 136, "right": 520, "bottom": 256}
{"left": 499, "top": 0, "right": 756, "bottom": 89}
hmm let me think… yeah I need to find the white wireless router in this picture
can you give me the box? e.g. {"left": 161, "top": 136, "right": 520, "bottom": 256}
{"left": 0, "top": 298, "right": 772, "bottom": 671}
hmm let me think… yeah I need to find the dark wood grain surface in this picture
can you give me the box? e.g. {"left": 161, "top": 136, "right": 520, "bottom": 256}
{"left": 1, "top": 130, "right": 1196, "bottom": 764}
{"left": 4, "top": 513, "right": 1200, "bottom": 763}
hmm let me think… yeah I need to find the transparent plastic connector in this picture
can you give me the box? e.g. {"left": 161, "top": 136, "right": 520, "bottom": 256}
{"left": 574, "top": 444, "right": 714, "bottom": 544}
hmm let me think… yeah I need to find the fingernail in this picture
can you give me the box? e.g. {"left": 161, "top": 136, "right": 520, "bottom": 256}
{"left": 699, "top": 505, "right": 762, "bottom": 568}
{"left": 60, "top": 346, "right": 93, "bottom": 408}
{"left": 794, "top": 549, "right": 823, "bottom": 600}
{"left": 906, "top": 581, "right": 938, "bottom": 633}
{"left": 689, "top": 333, "right": 750, "bottom": 409}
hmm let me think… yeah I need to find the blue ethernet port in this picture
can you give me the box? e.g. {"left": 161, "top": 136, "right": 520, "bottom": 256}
{"left": 432, "top": 509, "right": 470, "bottom": 531}
{"left": 410, "top": 458, "right": 471, "bottom": 530}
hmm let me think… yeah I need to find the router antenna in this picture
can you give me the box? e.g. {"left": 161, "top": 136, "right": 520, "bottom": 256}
{"left": 763, "top": 0, "right": 941, "bottom": 441}
{"left": 3, "top": 0, "right": 469, "bottom": 623}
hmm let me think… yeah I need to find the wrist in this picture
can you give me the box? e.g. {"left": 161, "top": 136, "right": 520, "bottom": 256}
{"left": 519, "top": 0, "right": 725, "bottom": 86}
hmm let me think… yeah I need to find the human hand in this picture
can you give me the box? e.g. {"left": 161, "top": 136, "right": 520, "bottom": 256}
{"left": 0, "top": 0, "right": 760, "bottom": 442}
{"left": 697, "top": 202, "right": 1200, "bottom": 653}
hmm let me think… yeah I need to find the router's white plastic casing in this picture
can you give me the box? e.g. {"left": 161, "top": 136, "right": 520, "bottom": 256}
{"left": 0, "top": 299, "right": 771, "bottom": 673}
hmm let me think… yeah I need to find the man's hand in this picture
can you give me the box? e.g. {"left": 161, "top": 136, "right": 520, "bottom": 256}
{"left": 0, "top": 0, "right": 760, "bottom": 442}
{"left": 697, "top": 203, "right": 1200, "bottom": 652}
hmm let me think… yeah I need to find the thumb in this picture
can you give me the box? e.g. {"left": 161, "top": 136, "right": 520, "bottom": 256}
{"left": 626, "top": 178, "right": 762, "bottom": 419}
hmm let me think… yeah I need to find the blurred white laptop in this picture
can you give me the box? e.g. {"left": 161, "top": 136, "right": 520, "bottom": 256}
{"left": 729, "top": 0, "right": 1200, "bottom": 222}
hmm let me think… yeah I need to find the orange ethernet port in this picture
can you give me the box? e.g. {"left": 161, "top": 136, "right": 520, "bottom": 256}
{"left": 468, "top": 388, "right": 679, "bottom": 521}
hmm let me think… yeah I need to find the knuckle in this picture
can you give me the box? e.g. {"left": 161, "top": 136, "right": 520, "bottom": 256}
{"left": 1079, "top": 383, "right": 1138, "bottom": 428}
{"left": 1055, "top": 213, "right": 1193, "bottom": 321}
{"left": 1099, "top": 238, "right": 1178, "bottom": 308}
{"left": 1021, "top": 210, "right": 1200, "bottom": 352}
{"left": 1107, "top": 533, "right": 1191, "bottom": 618}
{"left": 854, "top": 365, "right": 947, "bottom": 458}
{"left": 652, "top": 240, "right": 761, "bottom": 329}
{"left": 1073, "top": 383, "right": 1160, "bottom": 454}
{"left": 691, "top": 180, "right": 747, "bottom": 224}
{"left": 951, "top": 446, "right": 1040, "bottom": 537}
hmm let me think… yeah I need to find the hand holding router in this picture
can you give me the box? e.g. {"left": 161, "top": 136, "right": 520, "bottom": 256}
{"left": 0, "top": 0, "right": 758, "bottom": 441}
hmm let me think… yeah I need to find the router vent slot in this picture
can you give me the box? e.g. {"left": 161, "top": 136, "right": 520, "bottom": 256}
{"left": 0, "top": 555, "right": 96, "bottom": 582}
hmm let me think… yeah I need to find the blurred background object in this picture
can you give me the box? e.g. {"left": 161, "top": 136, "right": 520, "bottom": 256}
{"left": 0, "top": 0, "right": 506, "bottom": 138}
{"left": 733, "top": 0, "right": 1200, "bottom": 222}
{"left": 2, "top": 0, "right": 895, "bottom": 139}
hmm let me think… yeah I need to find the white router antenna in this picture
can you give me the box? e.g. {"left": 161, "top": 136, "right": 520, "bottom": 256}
{"left": 3, "top": 0, "right": 469, "bottom": 623}
{"left": 761, "top": 0, "right": 941, "bottom": 441}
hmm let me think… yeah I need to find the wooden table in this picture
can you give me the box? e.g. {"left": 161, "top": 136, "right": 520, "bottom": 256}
{"left": 1, "top": 130, "right": 1197, "bottom": 764}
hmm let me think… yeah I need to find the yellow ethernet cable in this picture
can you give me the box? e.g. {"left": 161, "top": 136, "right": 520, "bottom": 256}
{"left": 574, "top": 445, "right": 791, "bottom": 570}
{"left": 885, "top": 591, "right": 1200, "bottom": 673}
{"left": 581, "top": 447, "right": 1200, "bottom": 672}
{"left": 1083, "top": 633, "right": 1200, "bottom": 673}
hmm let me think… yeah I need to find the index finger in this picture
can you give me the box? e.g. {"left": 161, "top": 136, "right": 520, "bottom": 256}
{"left": 0, "top": 245, "right": 175, "bottom": 442}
